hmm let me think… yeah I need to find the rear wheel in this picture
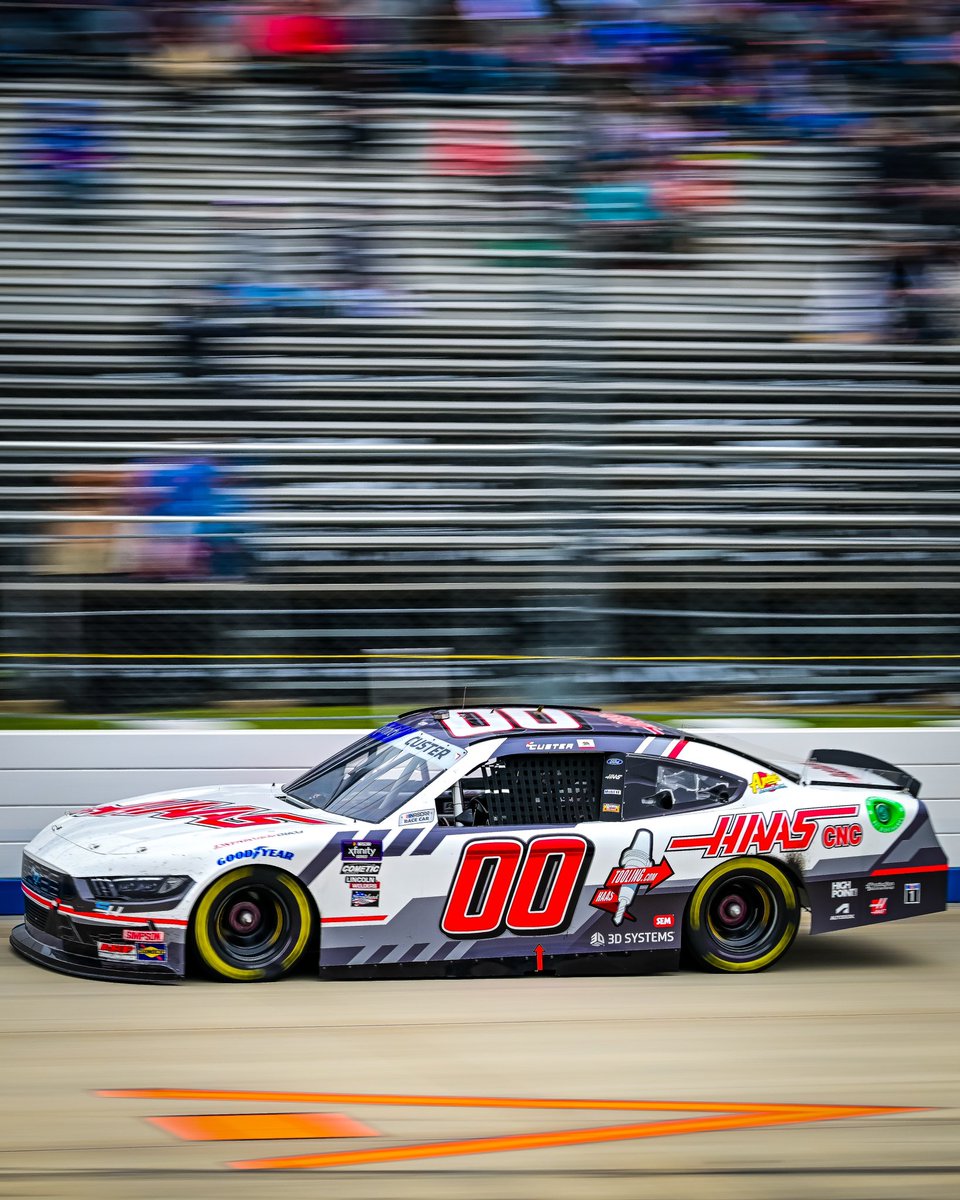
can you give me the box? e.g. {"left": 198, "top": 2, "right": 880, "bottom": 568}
{"left": 683, "top": 859, "right": 799, "bottom": 973}
{"left": 192, "top": 866, "right": 313, "bottom": 982}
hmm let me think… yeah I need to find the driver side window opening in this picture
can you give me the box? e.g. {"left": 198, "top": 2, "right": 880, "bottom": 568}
{"left": 439, "top": 754, "right": 605, "bottom": 827}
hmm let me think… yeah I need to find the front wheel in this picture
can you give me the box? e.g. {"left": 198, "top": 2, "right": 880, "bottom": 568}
{"left": 192, "top": 866, "right": 314, "bottom": 982}
{"left": 683, "top": 859, "right": 799, "bottom": 973}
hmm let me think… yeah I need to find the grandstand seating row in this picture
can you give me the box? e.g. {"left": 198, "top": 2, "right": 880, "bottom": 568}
{"left": 1, "top": 78, "right": 958, "bottom": 706}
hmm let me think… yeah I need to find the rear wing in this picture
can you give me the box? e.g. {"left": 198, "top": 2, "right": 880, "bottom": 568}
{"left": 801, "top": 749, "right": 921, "bottom": 796}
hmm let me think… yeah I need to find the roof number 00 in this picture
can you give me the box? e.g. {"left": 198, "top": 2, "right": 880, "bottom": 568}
{"left": 439, "top": 707, "right": 585, "bottom": 739}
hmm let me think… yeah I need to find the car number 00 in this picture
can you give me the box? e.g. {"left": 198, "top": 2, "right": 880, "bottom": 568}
{"left": 439, "top": 707, "right": 585, "bottom": 738}
{"left": 441, "top": 835, "right": 591, "bottom": 938}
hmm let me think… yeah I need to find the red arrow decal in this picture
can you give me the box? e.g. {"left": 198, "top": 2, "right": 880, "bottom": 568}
{"left": 638, "top": 858, "right": 674, "bottom": 890}
{"left": 589, "top": 858, "right": 674, "bottom": 919}
{"left": 535, "top": 945, "right": 544, "bottom": 972}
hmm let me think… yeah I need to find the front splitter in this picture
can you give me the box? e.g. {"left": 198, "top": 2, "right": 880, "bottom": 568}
{"left": 10, "top": 922, "right": 181, "bottom": 985}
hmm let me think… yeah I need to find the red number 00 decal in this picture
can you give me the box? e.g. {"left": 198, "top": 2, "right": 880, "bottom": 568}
{"left": 441, "top": 835, "right": 592, "bottom": 939}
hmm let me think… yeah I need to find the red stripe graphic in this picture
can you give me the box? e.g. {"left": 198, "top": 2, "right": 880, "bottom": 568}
{"left": 666, "top": 739, "right": 688, "bottom": 759}
{"left": 320, "top": 915, "right": 389, "bottom": 924}
{"left": 20, "top": 885, "right": 187, "bottom": 927}
{"left": 870, "top": 864, "right": 948, "bottom": 877}
{"left": 21, "top": 883, "right": 53, "bottom": 908}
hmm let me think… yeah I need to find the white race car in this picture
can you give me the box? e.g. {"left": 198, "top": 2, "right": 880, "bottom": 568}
{"left": 11, "top": 707, "right": 948, "bottom": 983}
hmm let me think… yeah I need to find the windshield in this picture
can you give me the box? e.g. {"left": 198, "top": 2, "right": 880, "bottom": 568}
{"left": 284, "top": 726, "right": 464, "bottom": 822}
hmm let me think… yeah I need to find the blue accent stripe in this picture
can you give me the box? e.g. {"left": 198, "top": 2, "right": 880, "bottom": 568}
{"left": 1, "top": 880, "right": 24, "bottom": 916}
{"left": 950, "top": 867, "right": 960, "bottom": 904}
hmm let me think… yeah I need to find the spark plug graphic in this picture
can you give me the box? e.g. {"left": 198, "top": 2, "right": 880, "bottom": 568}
{"left": 613, "top": 829, "right": 653, "bottom": 926}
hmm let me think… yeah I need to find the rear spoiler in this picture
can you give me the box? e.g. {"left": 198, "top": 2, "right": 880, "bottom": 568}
{"left": 801, "top": 749, "right": 921, "bottom": 796}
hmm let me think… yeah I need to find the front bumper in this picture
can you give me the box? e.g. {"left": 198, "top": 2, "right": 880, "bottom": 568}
{"left": 11, "top": 919, "right": 182, "bottom": 985}
{"left": 11, "top": 902, "right": 182, "bottom": 984}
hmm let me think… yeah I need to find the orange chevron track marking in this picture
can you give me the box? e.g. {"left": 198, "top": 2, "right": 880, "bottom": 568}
{"left": 97, "top": 1088, "right": 922, "bottom": 1172}
{"left": 148, "top": 1112, "right": 376, "bottom": 1142}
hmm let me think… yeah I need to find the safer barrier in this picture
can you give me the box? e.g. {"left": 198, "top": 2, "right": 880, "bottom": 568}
{"left": 1, "top": 727, "right": 957, "bottom": 913}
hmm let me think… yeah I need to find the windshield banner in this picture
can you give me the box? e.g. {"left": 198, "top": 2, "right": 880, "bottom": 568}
{"left": 394, "top": 729, "right": 465, "bottom": 767}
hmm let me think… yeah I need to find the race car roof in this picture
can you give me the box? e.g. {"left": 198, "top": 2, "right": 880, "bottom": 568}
{"left": 394, "top": 706, "right": 688, "bottom": 745}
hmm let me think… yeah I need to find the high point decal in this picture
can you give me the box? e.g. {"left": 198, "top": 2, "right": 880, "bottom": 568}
{"left": 80, "top": 799, "right": 329, "bottom": 830}
{"left": 666, "top": 805, "right": 861, "bottom": 858}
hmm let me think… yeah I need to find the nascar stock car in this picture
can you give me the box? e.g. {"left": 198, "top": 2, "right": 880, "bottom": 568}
{"left": 11, "top": 706, "right": 948, "bottom": 984}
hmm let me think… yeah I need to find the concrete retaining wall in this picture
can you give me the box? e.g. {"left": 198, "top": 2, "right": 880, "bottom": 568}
{"left": 2, "top": 727, "right": 957, "bottom": 911}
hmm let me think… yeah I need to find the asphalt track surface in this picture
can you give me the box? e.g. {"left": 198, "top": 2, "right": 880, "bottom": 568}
{"left": 1, "top": 910, "right": 958, "bottom": 1200}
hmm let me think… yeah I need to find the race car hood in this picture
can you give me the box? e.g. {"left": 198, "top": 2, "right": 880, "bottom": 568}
{"left": 50, "top": 784, "right": 340, "bottom": 856}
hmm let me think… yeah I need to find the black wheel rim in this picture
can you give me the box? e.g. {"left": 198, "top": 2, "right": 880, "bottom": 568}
{"left": 704, "top": 874, "right": 782, "bottom": 959}
{"left": 209, "top": 883, "right": 297, "bottom": 969}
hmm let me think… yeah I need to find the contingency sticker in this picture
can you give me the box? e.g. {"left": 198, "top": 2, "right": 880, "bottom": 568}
{"left": 866, "top": 796, "right": 906, "bottom": 833}
{"left": 341, "top": 839, "right": 382, "bottom": 862}
{"left": 97, "top": 942, "right": 136, "bottom": 960}
{"left": 749, "top": 771, "right": 786, "bottom": 794}
{"left": 136, "top": 944, "right": 168, "bottom": 963}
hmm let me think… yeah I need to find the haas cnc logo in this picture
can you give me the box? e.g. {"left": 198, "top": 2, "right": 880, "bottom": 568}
{"left": 667, "top": 806, "right": 861, "bottom": 859}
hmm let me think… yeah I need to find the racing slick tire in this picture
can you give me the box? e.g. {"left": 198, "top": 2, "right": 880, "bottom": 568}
{"left": 683, "top": 858, "right": 800, "bottom": 973}
{"left": 192, "top": 866, "right": 314, "bottom": 982}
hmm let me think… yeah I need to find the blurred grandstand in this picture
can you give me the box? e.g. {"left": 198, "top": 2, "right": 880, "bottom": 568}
{"left": 1, "top": 0, "right": 959, "bottom": 716}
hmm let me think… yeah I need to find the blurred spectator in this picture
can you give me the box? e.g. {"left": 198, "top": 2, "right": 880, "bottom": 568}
{"left": 140, "top": 7, "right": 243, "bottom": 103}
{"left": 36, "top": 472, "right": 125, "bottom": 576}
{"left": 574, "top": 166, "right": 680, "bottom": 263}
{"left": 127, "top": 460, "right": 251, "bottom": 580}
{"left": 19, "top": 98, "right": 117, "bottom": 211}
